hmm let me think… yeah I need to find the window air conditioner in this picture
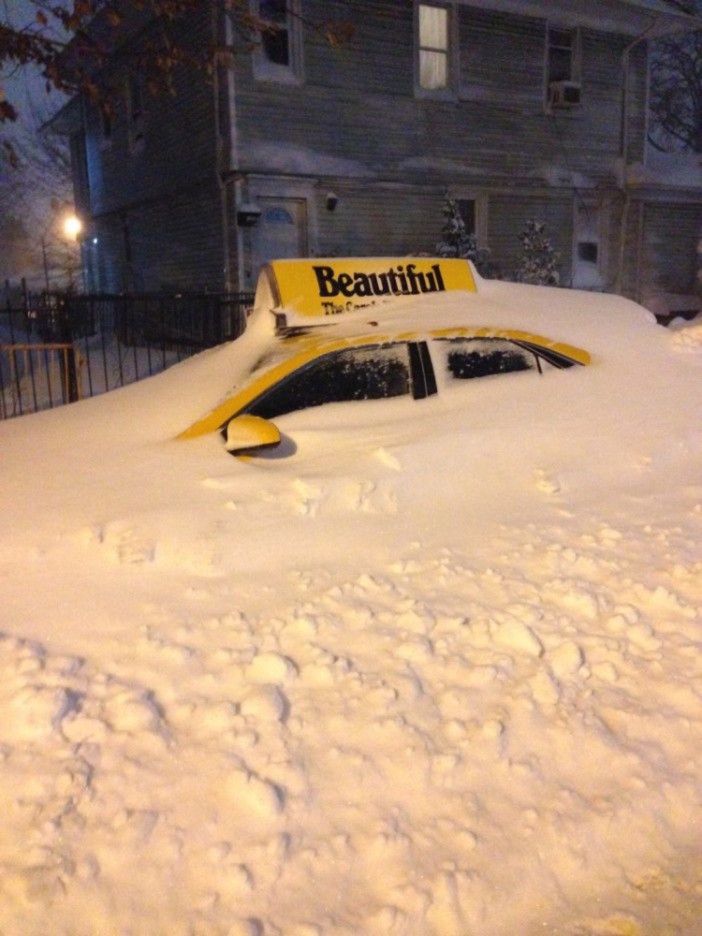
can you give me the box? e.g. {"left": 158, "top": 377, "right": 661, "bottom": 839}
{"left": 548, "top": 80, "right": 581, "bottom": 108}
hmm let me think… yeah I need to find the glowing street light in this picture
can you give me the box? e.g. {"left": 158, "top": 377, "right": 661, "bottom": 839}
{"left": 62, "top": 214, "right": 83, "bottom": 241}
{"left": 40, "top": 210, "right": 84, "bottom": 291}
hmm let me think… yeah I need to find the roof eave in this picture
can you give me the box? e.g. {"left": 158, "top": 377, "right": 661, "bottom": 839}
{"left": 455, "top": 0, "right": 702, "bottom": 36}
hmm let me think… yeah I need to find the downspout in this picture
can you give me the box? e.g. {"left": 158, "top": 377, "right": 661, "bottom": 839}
{"left": 615, "top": 22, "right": 657, "bottom": 295}
{"left": 212, "top": 2, "right": 231, "bottom": 292}
{"left": 615, "top": 10, "right": 702, "bottom": 295}
{"left": 78, "top": 94, "right": 93, "bottom": 290}
{"left": 213, "top": 1, "right": 241, "bottom": 293}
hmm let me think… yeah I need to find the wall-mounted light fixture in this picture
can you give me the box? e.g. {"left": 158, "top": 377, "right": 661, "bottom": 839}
{"left": 325, "top": 191, "right": 339, "bottom": 212}
{"left": 237, "top": 201, "right": 262, "bottom": 226}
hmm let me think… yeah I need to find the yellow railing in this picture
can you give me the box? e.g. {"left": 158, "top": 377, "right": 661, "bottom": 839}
{"left": 0, "top": 343, "right": 79, "bottom": 419}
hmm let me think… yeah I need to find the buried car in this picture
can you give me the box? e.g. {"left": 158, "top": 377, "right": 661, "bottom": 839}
{"left": 178, "top": 257, "right": 590, "bottom": 455}
{"left": 2, "top": 256, "right": 702, "bottom": 936}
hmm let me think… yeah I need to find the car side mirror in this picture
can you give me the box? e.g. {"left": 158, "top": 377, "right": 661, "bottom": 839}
{"left": 224, "top": 414, "right": 281, "bottom": 455}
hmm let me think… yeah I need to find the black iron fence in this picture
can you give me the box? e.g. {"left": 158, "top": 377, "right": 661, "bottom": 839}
{"left": 1, "top": 289, "right": 254, "bottom": 420}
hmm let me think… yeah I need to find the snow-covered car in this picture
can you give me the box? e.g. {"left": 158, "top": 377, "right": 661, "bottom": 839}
{"left": 178, "top": 258, "right": 589, "bottom": 455}
{"left": 3, "top": 256, "right": 702, "bottom": 935}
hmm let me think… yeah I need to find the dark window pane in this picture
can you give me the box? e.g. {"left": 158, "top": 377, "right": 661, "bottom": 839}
{"left": 549, "top": 29, "right": 573, "bottom": 49}
{"left": 577, "top": 241, "right": 598, "bottom": 264}
{"left": 246, "top": 345, "right": 411, "bottom": 419}
{"left": 457, "top": 199, "right": 476, "bottom": 235}
{"left": 549, "top": 47, "right": 572, "bottom": 82}
{"left": 260, "top": 0, "right": 287, "bottom": 24}
{"left": 262, "top": 28, "right": 290, "bottom": 65}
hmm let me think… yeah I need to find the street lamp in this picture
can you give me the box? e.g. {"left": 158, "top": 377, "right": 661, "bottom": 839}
{"left": 40, "top": 209, "right": 83, "bottom": 291}
{"left": 62, "top": 214, "right": 82, "bottom": 241}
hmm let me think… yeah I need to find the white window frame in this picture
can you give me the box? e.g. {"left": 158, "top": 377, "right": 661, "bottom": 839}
{"left": 544, "top": 23, "right": 582, "bottom": 109}
{"left": 251, "top": 0, "right": 303, "bottom": 84}
{"left": 415, "top": 1, "right": 457, "bottom": 99}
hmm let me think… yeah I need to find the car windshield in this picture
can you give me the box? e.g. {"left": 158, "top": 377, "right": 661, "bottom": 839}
{"left": 244, "top": 343, "right": 412, "bottom": 420}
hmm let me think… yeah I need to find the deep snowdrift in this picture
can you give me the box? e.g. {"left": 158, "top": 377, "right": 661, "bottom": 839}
{"left": 1, "top": 285, "right": 701, "bottom": 935}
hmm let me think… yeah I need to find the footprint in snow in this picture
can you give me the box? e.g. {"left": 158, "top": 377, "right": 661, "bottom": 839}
{"left": 534, "top": 468, "right": 561, "bottom": 495}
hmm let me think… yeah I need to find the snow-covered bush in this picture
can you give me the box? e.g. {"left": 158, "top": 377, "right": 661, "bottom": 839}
{"left": 435, "top": 196, "right": 494, "bottom": 277}
{"left": 514, "top": 220, "right": 560, "bottom": 286}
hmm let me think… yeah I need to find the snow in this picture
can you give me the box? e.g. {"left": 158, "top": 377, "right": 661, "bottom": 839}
{"left": 244, "top": 142, "right": 371, "bottom": 178}
{"left": 1, "top": 280, "right": 702, "bottom": 935}
{"left": 632, "top": 151, "right": 702, "bottom": 189}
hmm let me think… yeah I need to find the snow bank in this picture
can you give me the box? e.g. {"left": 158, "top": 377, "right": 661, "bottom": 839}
{"left": 0, "top": 284, "right": 701, "bottom": 934}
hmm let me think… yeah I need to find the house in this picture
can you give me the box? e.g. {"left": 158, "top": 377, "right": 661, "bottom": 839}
{"left": 58, "top": 0, "right": 702, "bottom": 305}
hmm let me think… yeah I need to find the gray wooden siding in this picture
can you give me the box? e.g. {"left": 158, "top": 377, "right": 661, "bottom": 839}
{"left": 77, "top": 3, "right": 229, "bottom": 291}
{"left": 640, "top": 202, "right": 702, "bottom": 296}
{"left": 488, "top": 192, "right": 574, "bottom": 283}
{"left": 315, "top": 183, "right": 444, "bottom": 257}
{"left": 233, "top": 1, "right": 642, "bottom": 187}
{"left": 70, "top": 0, "right": 688, "bottom": 298}
{"left": 304, "top": 0, "right": 412, "bottom": 96}
{"left": 93, "top": 181, "right": 224, "bottom": 292}
{"left": 458, "top": 8, "right": 545, "bottom": 106}
{"left": 83, "top": 7, "right": 221, "bottom": 223}
{"left": 238, "top": 176, "right": 576, "bottom": 289}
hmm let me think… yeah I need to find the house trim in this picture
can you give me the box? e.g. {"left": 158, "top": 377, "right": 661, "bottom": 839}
{"left": 453, "top": 0, "right": 702, "bottom": 37}
{"left": 250, "top": 0, "right": 304, "bottom": 86}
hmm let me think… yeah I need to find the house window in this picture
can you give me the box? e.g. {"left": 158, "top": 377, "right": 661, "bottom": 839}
{"left": 547, "top": 27, "right": 577, "bottom": 83}
{"left": 455, "top": 194, "right": 489, "bottom": 244}
{"left": 417, "top": 2, "right": 454, "bottom": 94}
{"left": 457, "top": 199, "right": 476, "bottom": 236}
{"left": 546, "top": 25, "right": 581, "bottom": 107}
{"left": 252, "top": 0, "right": 302, "bottom": 82}
{"left": 126, "top": 74, "right": 145, "bottom": 152}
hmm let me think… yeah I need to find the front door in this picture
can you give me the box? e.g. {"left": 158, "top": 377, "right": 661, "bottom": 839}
{"left": 250, "top": 197, "right": 308, "bottom": 283}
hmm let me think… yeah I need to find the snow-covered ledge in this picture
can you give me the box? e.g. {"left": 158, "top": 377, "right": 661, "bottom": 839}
{"left": 629, "top": 151, "right": 702, "bottom": 190}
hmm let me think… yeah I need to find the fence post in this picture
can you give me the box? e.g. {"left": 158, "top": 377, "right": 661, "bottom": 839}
{"left": 57, "top": 296, "right": 79, "bottom": 403}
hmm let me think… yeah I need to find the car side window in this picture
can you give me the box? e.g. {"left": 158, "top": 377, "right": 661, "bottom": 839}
{"left": 433, "top": 338, "right": 539, "bottom": 381}
{"left": 244, "top": 343, "right": 412, "bottom": 420}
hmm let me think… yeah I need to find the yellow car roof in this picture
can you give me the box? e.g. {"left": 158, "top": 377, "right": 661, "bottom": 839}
{"left": 178, "top": 326, "right": 590, "bottom": 440}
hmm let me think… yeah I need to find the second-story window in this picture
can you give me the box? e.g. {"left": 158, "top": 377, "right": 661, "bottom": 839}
{"left": 252, "top": 0, "right": 302, "bottom": 82}
{"left": 417, "top": 3, "right": 451, "bottom": 92}
{"left": 546, "top": 25, "right": 581, "bottom": 108}
{"left": 547, "top": 27, "right": 576, "bottom": 83}
{"left": 261, "top": 0, "right": 290, "bottom": 65}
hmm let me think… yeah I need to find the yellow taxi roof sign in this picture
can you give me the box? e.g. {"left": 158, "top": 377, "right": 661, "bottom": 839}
{"left": 255, "top": 257, "right": 478, "bottom": 319}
